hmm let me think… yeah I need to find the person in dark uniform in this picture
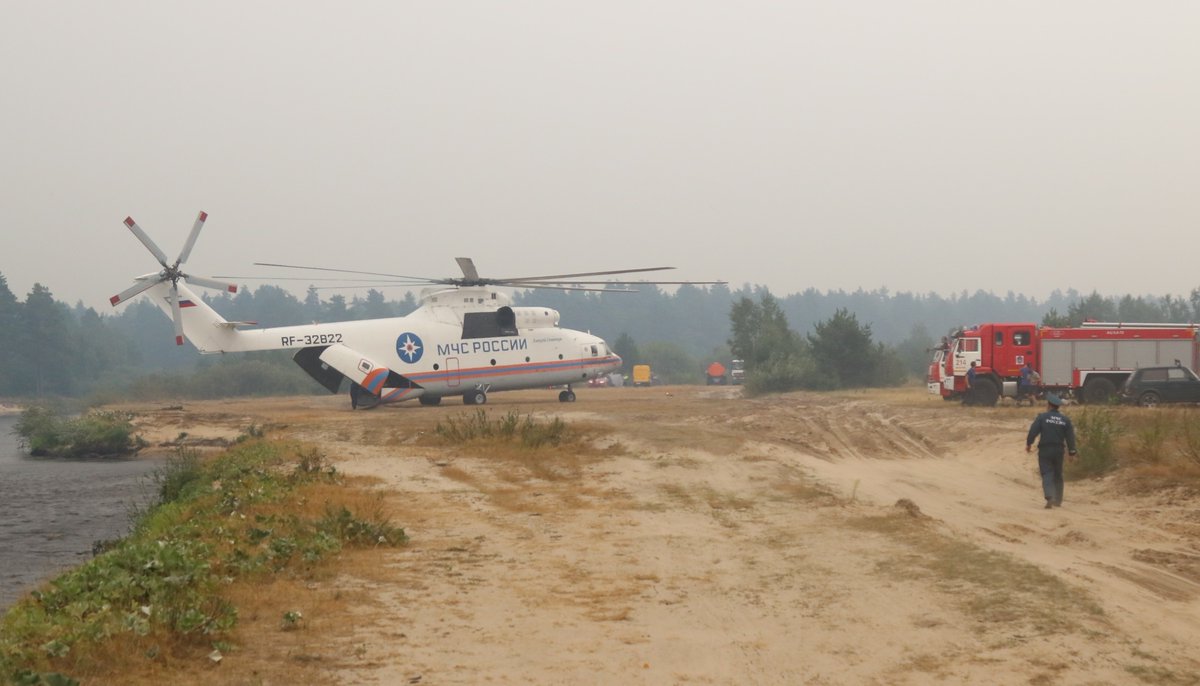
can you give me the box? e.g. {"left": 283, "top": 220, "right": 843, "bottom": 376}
{"left": 1025, "top": 393, "right": 1078, "bottom": 508}
{"left": 963, "top": 361, "right": 978, "bottom": 405}
{"left": 1017, "top": 361, "right": 1036, "bottom": 404}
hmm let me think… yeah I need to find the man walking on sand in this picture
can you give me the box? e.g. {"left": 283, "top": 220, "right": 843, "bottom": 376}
{"left": 1025, "top": 393, "right": 1078, "bottom": 508}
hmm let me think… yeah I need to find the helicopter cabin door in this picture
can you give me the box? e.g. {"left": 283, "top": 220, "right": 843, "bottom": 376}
{"left": 582, "top": 343, "right": 600, "bottom": 370}
{"left": 445, "top": 357, "right": 461, "bottom": 388}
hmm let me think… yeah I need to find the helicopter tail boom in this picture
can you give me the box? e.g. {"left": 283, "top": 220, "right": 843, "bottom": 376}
{"left": 141, "top": 281, "right": 249, "bottom": 353}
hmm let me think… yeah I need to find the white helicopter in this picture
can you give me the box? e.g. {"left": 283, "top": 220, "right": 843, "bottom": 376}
{"left": 110, "top": 212, "right": 722, "bottom": 408}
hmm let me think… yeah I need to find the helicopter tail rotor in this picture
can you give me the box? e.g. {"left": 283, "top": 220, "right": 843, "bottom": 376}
{"left": 110, "top": 211, "right": 238, "bottom": 345}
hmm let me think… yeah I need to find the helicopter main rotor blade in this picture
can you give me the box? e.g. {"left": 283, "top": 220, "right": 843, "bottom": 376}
{"left": 176, "top": 211, "right": 208, "bottom": 265}
{"left": 109, "top": 278, "right": 161, "bottom": 307}
{"left": 521, "top": 279, "right": 728, "bottom": 286}
{"left": 124, "top": 216, "right": 170, "bottom": 267}
{"left": 214, "top": 275, "right": 422, "bottom": 283}
{"left": 455, "top": 257, "right": 481, "bottom": 282}
{"left": 168, "top": 283, "right": 185, "bottom": 346}
{"left": 495, "top": 266, "right": 676, "bottom": 283}
{"left": 249, "top": 259, "right": 719, "bottom": 291}
{"left": 253, "top": 262, "right": 443, "bottom": 282}
{"left": 183, "top": 273, "right": 238, "bottom": 293}
{"left": 518, "top": 283, "right": 637, "bottom": 293}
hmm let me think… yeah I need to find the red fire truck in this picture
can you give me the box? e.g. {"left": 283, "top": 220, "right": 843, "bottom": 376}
{"left": 929, "top": 322, "right": 1200, "bottom": 405}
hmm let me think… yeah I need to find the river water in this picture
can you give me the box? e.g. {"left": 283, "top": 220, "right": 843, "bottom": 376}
{"left": 0, "top": 415, "right": 164, "bottom": 610}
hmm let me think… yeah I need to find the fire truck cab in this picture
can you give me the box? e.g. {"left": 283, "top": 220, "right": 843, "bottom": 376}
{"left": 945, "top": 323, "right": 1037, "bottom": 405}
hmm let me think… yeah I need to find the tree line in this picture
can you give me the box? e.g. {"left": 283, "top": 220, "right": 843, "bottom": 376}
{"left": 2, "top": 268, "right": 1198, "bottom": 400}
{"left": 727, "top": 295, "right": 909, "bottom": 393}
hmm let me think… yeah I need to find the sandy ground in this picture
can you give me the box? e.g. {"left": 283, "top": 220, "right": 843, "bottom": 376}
{"left": 126, "top": 387, "right": 1200, "bottom": 685}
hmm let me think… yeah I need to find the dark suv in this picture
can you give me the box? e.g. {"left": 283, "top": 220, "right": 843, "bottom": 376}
{"left": 1120, "top": 364, "right": 1200, "bottom": 407}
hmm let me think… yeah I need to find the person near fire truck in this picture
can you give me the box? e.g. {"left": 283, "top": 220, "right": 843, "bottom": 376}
{"left": 962, "top": 361, "right": 978, "bottom": 404}
{"left": 1025, "top": 393, "right": 1078, "bottom": 509}
{"left": 1018, "top": 361, "right": 1038, "bottom": 404}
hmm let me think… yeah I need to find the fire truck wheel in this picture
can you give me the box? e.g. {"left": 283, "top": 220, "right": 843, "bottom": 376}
{"left": 1138, "top": 391, "right": 1161, "bottom": 408}
{"left": 1082, "top": 377, "right": 1116, "bottom": 404}
{"left": 971, "top": 378, "right": 999, "bottom": 407}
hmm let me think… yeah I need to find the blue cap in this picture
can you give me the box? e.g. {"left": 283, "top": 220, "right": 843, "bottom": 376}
{"left": 1045, "top": 393, "right": 1062, "bottom": 406}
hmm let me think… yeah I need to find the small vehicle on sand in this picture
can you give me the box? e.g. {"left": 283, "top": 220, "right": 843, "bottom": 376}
{"left": 1119, "top": 364, "right": 1200, "bottom": 407}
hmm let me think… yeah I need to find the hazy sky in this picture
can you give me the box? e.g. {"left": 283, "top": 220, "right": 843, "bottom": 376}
{"left": 2, "top": 2, "right": 1198, "bottom": 311}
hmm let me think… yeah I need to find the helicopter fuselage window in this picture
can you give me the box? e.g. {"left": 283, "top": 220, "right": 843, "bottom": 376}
{"left": 461, "top": 307, "right": 519, "bottom": 339}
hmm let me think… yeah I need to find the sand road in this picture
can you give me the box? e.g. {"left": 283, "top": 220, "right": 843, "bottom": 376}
{"left": 133, "top": 387, "right": 1200, "bottom": 685}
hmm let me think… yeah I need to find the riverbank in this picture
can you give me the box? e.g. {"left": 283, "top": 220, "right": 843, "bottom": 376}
{"left": 0, "top": 415, "right": 163, "bottom": 611}
{"left": 1, "top": 430, "right": 406, "bottom": 684}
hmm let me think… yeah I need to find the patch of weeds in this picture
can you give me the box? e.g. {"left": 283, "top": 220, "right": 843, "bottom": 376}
{"left": 236, "top": 423, "right": 266, "bottom": 443}
{"left": 1125, "top": 663, "right": 1200, "bottom": 685}
{"left": 657, "top": 483, "right": 695, "bottom": 506}
{"left": 433, "top": 409, "right": 572, "bottom": 448}
{"left": 279, "top": 610, "right": 303, "bottom": 631}
{"left": 8, "top": 671, "right": 80, "bottom": 686}
{"left": 319, "top": 505, "right": 408, "bottom": 547}
{"left": 698, "top": 487, "right": 753, "bottom": 511}
{"left": 901, "top": 652, "right": 950, "bottom": 677}
{"left": 292, "top": 447, "right": 337, "bottom": 481}
{"left": 767, "top": 478, "right": 834, "bottom": 504}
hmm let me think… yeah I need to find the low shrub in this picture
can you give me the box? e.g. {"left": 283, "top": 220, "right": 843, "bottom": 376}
{"left": 14, "top": 407, "right": 144, "bottom": 458}
{"left": 1069, "top": 408, "right": 1122, "bottom": 479}
{"left": 1131, "top": 410, "right": 1171, "bottom": 463}
{"left": 1179, "top": 416, "right": 1200, "bottom": 466}
{"left": 152, "top": 448, "right": 206, "bottom": 504}
{"left": 744, "top": 355, "right": 815, "bottom": 395}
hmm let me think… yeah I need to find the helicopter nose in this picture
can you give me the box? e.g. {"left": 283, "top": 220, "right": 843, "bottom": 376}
{"left": 608, "top": 352, "right": 623, "bottom": 371}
